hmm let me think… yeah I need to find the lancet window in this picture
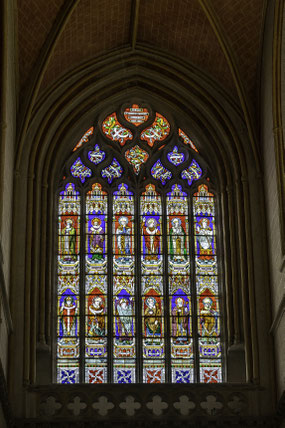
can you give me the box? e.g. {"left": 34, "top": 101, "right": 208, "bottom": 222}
{"left": 56, "top": 103, "right": 223, "bottom": 384}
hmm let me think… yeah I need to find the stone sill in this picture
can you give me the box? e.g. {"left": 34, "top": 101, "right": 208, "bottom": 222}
{"left": 25, "top": 382, "right": 268, "bottom": 421}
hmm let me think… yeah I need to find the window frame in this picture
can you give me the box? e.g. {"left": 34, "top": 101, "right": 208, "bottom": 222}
{"left": 54, "top": 104, "right": 225, "bottom": 384}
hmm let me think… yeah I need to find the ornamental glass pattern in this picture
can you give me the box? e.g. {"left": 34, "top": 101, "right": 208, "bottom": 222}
{"left": 56, "top": 103, "right": 223, "bottom": 383}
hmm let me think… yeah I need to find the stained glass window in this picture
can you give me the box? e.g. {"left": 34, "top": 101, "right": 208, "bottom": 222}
{"left": 56, "top": 103, "right": 224, "bottom": 384}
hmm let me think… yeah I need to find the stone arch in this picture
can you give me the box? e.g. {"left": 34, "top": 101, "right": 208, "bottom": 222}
{"left": 9, "top": 48, "right": 270, "bottom": 418}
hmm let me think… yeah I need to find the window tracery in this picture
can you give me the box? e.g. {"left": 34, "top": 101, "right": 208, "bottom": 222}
{"left": 56, "top": 103, "right": 223, "bottom": 384}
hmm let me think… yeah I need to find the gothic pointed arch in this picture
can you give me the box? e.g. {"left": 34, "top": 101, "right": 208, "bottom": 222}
{"left": 8, "top": 48, "right": 273, "bottom": 422}
{"left": 56, "top": 103, "right": 223, "bottom": 384}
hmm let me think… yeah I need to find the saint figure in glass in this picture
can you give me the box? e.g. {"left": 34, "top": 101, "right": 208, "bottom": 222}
{"left": 90, "top": 218, "right": 104, "bottom": 260}
{"left": 169, "top": 217, "right": 187, "bottom": 262}
{"left": 60, "top": 295, "right": 78, "bottom": 336}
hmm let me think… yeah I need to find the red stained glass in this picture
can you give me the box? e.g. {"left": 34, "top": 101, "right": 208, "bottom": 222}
{"left": 203, "top": 368, "right": 219, "bottom": 383}
{"left": 73, "top": 127, "right": 94, "bottom": 152}
{"left": 141, "top": 113, "right": 170, "bottom": 147}
{"left": 145, "top": 369, "right": 162, "bottom": 383}
{"left": 102, "top": 112, "right": 133, "bottom": 146}
{"left": 179, "top": 129, "right": 199, "bottom": 153}
{"left": 124, "top": 104, "right": 149, "bottom": 126}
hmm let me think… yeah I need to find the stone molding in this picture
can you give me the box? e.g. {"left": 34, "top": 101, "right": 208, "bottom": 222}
{"left": 270, "top": 294, "right": 285, "bottom": 334}
{"left": 0, "top": 358, "right": 14, "bottom": 427}
{"left": 13, "top": 387, "right": 285, "bottom": 427}
{"left": 280, "top": 255, "right": 285, "bottom": 273}
{"left": 21, "top": 384, "right": 270, "bottom": 420}
{"left": 273, "top": 0, "right": 285, "bottom": 255}
{"left": 0, "top": 237, "right": 13, "bottom": 334}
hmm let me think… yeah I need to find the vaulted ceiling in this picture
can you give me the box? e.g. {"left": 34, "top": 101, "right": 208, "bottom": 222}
{"left": 17, "top": 0, "right": 267, "bottom": 123}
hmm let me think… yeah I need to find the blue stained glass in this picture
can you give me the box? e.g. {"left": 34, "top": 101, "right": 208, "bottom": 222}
{"left": 88, "top": 144, "right": 106, "bottom": 164}
{"left": 181, "top": 160, "right": 202, "bottom": 186}
{"left": 70, "top": 157, "right": 92, "bottom": 183}
{"left": 167, "top": 146, "right": 185, "bottom": 166}
{"left": 60, "top": 369, "right": 76, "bottom": 384}
{"left": 175, "top": 369, "right": 191, "bottom": 383}
{"left": 117, "top": 370, "right": 132, "bottom": 383}
{"left": 113, "top": 183, "right": 133, "bottom": 198}
{"left": 151, "top": 160, "right": 172, "bottom": 185}
{"left": 101, "top": 158, "right": 123, "bottom": 183}
{"left": 59, "top": 182, "right": 80, "bottom": 202}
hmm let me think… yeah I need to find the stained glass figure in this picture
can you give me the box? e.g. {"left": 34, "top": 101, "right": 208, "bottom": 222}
{"left": 101, "top": 158, "right": 123, "bottom": 183}
{"left": 102, "top": 112, "right": 133, "bottom": 146}
{"left": 70, "top": 157, "right": 92, "bottom": 183}
{"left": 193, "top": 184, "right": 221, "bottom": 383}
{"left": 85, "top": 183, "right": 108, "bottom": 274}
{"left": 125, "top": 145, "right": 149, "bottom": 174}
{"left": 179, "top": 129, "right": 199, "bottom": 153}
{"left": 181, "top": 160, "right": 202, "bottom": 186}
{"left": 166, "top": 184, "right": 193, "bottom": 383}
{"left": 88, "top": 144, "right": 106, "bottom": 165}
{"left": 73, "top": 127, "right": 94, "bottom": 152}
{"left": 57, "top": 183, "right": 80, "bottom": 383}
{"left": 141, "top": 113, "right": 170, "bottom": 147}
{"left": 140, "top": 185, "right": 165, "bottom": 382}
{"left": 124, "top": 104, "right": 150, "bottom": 126}
{"left": 113, "top": 183, "right": 136, "bottom": 382}
{"left": 59, "top": 294, "right": 79, "bottom": 337}
{"left": 151, "top": 160, "right": 172, "bottom": 185}
{"left": 85, "top": 183, "right": 108, "bottom": 383}
{"left": 167, "top": 146, "right": 185, "bottom": 166}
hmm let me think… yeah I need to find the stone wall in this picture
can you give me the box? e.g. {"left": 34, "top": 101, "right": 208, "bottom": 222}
{"left": 0, "top": 1, "right": 16, "bottom": 427}
{"left": 0, "top": 0, "right": 16, "bottom": 377}
{"left": 261, "top": 0, "right": 285, "bottom": 400}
